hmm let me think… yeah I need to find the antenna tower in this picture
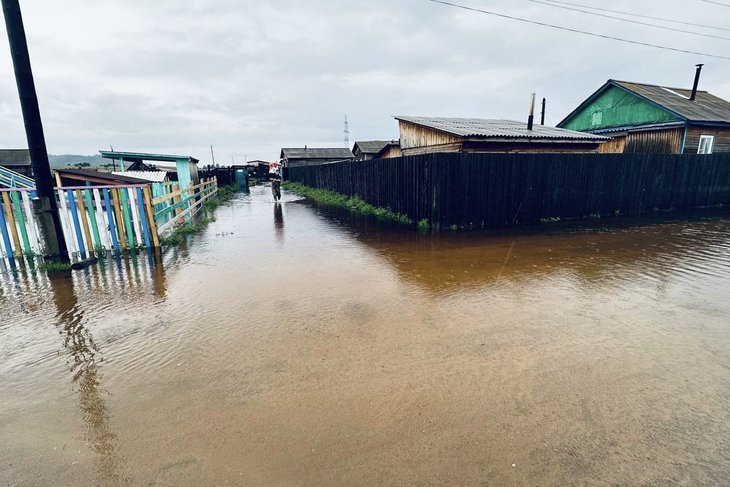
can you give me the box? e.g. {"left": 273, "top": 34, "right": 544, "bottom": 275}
{"left": 344, "top": 114, "right": 350, "bottom": 148}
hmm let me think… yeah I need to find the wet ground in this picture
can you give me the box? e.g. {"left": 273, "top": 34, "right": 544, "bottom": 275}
{"left": 1, "top": 185, "right": 730, "bottom": 486}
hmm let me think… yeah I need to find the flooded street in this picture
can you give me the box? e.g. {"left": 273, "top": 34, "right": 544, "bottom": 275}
{"left": 2, "top": 185, "right": 730, "bottom": 486}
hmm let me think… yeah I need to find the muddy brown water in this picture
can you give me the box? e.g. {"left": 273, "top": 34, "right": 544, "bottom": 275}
{"left": 1, "top": 185, "right": 730, "bottom": 486}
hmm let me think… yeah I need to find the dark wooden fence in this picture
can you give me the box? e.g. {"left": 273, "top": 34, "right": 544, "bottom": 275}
{"left": 287, "top": 153, "right": 730, "bottom": 229}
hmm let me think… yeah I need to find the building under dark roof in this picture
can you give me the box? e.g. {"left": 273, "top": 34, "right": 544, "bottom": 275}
{"left": 352, "top": 140, "right": 397, "bottom": 160}
{"left": 395, "top": 116, "right": 607, "bottom": 156}
{"left": 558, "top": 78, "right": 730, "bottom": 154}
{"left": 0, "top": 149, "right": 32, "bottom": 177}
{"left": 54, "top": 168, "right": 150, "bottom": 187}
{"left": 373, "top": 140, "right": 402, "bottom": 159}
{"left": 280, "top": 147, "right": 355, "bottom": 167}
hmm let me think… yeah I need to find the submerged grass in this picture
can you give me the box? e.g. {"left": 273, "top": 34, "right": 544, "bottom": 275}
{"left": 37, "top": 261, "right": 72, "bottom": 273}
{"left": 283, "top": 182, "right": 413, "bottom": 225}
{"left": 160, "top": 184, "right": 237, "bottom": 247}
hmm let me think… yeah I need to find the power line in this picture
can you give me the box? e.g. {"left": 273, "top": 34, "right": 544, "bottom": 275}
{"left": 699, "top": 0, "right": 730, "bottom": 6}
{"left": 542, "top": 0, "right": 730, "bottom": 33}
{"left": 522, "top": 0, "right": 730, "bottom": 41}
{"left": 428, "top": 0, "right": 730, "bottom": 60}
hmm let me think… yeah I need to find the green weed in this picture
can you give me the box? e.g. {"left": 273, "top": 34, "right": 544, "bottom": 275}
{"left": 282, "top": 182, "right": 413, "bottom": 226}
{"left": 38, "top": 261, "right": 72, "bottom": 272}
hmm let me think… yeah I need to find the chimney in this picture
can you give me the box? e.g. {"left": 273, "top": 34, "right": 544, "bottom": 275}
{"left": 527, "top": 93, "right": 536, "bottom": 131}
{"left": 690, "top": 64, "right": 704, "bottom": 101}
{"left": 540, "top": 97, "right": 546, "bottom": 125}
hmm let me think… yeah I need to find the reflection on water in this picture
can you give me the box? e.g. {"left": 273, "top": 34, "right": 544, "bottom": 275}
{"left": 274, "top": 202, "right": 284, "bottom": 244}
{"left": 2, "top": 188, "right": 730, "bottom": 486}
{"left": 48, "top": 274, "right": 128, "bottom": 486}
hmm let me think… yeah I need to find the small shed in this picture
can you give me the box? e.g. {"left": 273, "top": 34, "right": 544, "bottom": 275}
{"left": 558, "top": 79, "right": 730, "bottom": 154}
{"left": 0, "top": 149, "right": 32, "bottom": 177}
{"left": 99, "top": 151, "right": 200, "bottom": 188}
{"left": 395, "top": 116, "right": 607, "bottom": 155}
{"left": 280, "top": 148, "right": 354, "bottom": 167}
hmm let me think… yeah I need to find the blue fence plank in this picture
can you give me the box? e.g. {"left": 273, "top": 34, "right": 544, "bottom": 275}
{"left": 103, "top": 189, "right": 120, "bottom": 251}
{"left": 66, "top": 189, "right": 86, "bottom": 257}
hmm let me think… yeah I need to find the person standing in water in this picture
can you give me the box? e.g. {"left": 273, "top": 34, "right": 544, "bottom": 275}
{"left": 269, "top": 161, "right": 282, "bottom": 201}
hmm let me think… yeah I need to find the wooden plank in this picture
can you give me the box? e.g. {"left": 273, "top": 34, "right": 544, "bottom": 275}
{"left": 0, "top": 198, "right": 16, "bottom": 261}
{"left": 56, "top": 189, "right": 77, "bottom": 254}
{"left": 10, "top": 191, "right": 31, "bottom": 254}
{"left": 112, "top": 188, "right": 128, "bottom": 251}
{"left": 142, "top": 186, "right": 160, "bottom": 247}
{"left": 102, "top": 189, "right": 119, "bottom": 251}
{"left": 66, "top": 189, "right": 87, "bottom": 256}
{"left": 119, "top": 188, "right": 135, "bottom": 249}
{"left": 2, "top": 192, "right": 23, "bottom": 257}
{"left": 83, "top": 189, "right": 103, "bottom": 250}
{"left": 75, "top": 189, "right": 94, "bottom": 253}
{"left": 135, "top": 187, "right": 152, "bottom": 248}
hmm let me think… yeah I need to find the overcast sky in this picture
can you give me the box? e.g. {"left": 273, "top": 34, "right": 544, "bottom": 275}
{"left": 1, "top": 0, "right": 729, "bottom": 163}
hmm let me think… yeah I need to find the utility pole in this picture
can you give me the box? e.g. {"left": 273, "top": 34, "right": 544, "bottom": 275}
{"left": 2, "top": 0, "right": 69, "bottom": 261}
{"left": 210, "top": 145, "right": 216, "bottom": 166}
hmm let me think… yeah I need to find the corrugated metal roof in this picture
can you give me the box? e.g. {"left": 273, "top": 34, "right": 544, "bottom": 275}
{"left": 353, "top": 140, "right": 395, "bottom": 154}
{"left": 612, "top": 80, "right": 730, "bottom": 123}
{"left": 112, "top": 171, "right": 168, "bottom": 182}
{"left": 280, "top": 148, "right": 355, "bottom": 159}
{"left": 395, "top": 116, "right": 608, "bottom": 141}
{"left": 56, "top": 168, "right": 150, "bottom": 184}
{"left": 0, "top": 149, "right": 31, "bottom": 166}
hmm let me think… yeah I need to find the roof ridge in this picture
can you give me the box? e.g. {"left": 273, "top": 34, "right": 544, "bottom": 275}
{"left": 611, "top": 79, "right": 707, "bottom": 94}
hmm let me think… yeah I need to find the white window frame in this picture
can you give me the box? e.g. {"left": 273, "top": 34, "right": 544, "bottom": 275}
{"left": 698, "top": 135, "right": 715, "bottom": 154}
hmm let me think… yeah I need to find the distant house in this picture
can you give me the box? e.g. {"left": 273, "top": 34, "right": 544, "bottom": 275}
{"left": 280, "top": 147, "right": 354, "bottom": 167}
{"left": 0, "top": 149, "right": 32, "bottom": 177}
{"left": 352, "top": 140, "right": 398, "bottom": 160}
{"left": 395, "top": 116, "right": 607, "bottom": 156}
{"left": 373, "top": 141, "right": 402, "bottom": 159}
{"left": 558, "top": 79, "right": 730, "bottom": 154}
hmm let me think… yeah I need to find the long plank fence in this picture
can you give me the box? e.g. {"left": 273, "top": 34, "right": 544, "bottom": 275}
{"left": 0, "top": 178, "right": 217, "bottom": 263}
{"left": 287, "top": 153, "right": 730, "bottom": 229}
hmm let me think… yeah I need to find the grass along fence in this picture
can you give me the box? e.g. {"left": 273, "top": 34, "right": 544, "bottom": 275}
{"left": 0, "top": 177, "right": 218, "bottom": 265}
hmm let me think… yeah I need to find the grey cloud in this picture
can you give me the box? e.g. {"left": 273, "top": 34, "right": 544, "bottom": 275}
{"left": 1, "top": 0, "right": 728, "bottom": 161}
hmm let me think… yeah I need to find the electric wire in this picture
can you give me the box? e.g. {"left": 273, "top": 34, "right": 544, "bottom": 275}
{"left": 429, "top": 0, "right": 730, "bottom": 60}
{"left": 698, "top": 0, "right": 730, "bottom": 7}
{"left": 541, "top": 0, "right": 730, "bottom": 32}
{"left": 522, "top": 0, "right": 730, "bottom": 41}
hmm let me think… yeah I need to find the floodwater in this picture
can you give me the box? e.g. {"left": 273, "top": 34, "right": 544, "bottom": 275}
{"left": 2, "top": 185, "right": 730, "bottom": 486}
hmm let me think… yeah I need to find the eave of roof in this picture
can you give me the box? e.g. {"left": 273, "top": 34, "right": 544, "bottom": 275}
{"left": 99, "top": 150, "right": 199, "bottom": 163}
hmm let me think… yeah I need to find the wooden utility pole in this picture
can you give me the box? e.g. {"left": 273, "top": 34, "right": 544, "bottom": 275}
{"left": 2, "top": 0, "right": 69, "bottom": 261}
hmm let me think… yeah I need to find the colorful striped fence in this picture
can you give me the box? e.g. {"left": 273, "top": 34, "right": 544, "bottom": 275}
{"left": 0, "top": 177, "right": 218, "bottom": 263}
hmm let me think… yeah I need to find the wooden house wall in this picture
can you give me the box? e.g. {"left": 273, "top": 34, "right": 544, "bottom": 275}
{"left": 378, "top": 145, "right": 403, "bottom": 159}
{"left": 399, "top": 121, "right": 462, "bottom": 150}
{"left": 598, "top": 136, "right": 626, "bottom": 153}
{"left": 624, "top": 128, "right": 683, "bottom": 154}
{"left": 683, "top": 126, "right": 730, "bottom": 154}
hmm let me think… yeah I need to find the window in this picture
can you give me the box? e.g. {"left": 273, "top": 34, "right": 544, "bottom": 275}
{"left": 698, "top": 135, "right": 714, "bottom": 154}
{"left": 591, "top": 111, "right": 603, "bottom": 127}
